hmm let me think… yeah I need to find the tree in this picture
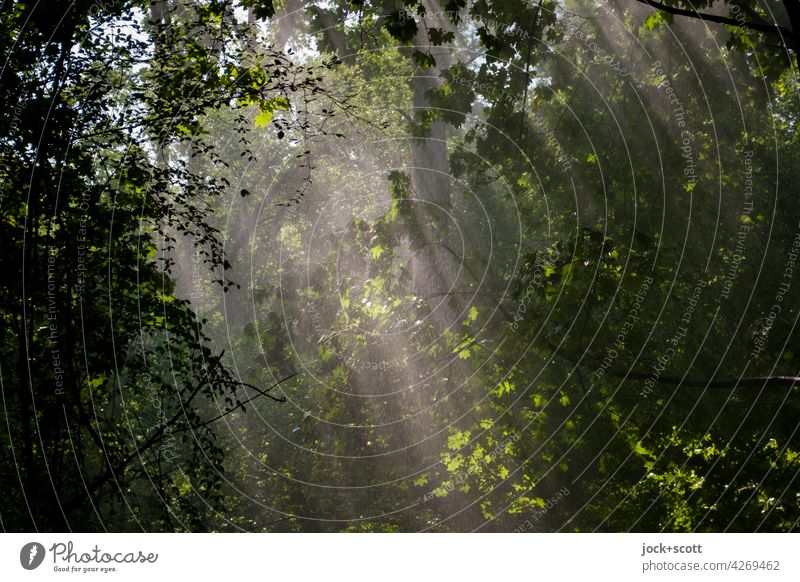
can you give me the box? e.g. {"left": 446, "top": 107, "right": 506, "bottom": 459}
{"left": 3, "top": 0, "right": 798, "bottom": 533}
{"left": 0, "top": 0, "right": 336, "bottom": 531}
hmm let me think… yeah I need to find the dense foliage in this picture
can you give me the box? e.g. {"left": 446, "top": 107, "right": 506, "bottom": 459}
{"left": 2, "top": 0, "right": 798, "bottom": 532}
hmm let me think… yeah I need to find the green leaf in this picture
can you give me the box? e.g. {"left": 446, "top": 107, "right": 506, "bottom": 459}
{"left": 254, "top": 109, "right": 273, "bottom": 128}
{"left": 643, "top": 10, "right": 670, "bottom": 31}
{"left": 385, "top": 10, "right": 418, "bottom": 43}
{"left": 243, "top": 0, "right": 275, "bottom": 20}
{"left": 370, "top": 244, "right": 385, "bottom": 259}
{"left": 411, "top": 50, "right": 437, "bottom": 69}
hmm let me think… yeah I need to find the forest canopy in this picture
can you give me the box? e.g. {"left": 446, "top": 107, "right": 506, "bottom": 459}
{"left": 1, "top": 0, "right": 799, "bottom": 532}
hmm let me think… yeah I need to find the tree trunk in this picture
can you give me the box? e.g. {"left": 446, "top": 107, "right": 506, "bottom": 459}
{"left": 406, "top": 0, "right": 462, "bottom": 328}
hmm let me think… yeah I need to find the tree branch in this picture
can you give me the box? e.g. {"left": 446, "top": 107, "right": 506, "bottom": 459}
{"left": 172, "top": 374, "right": 296, "bottom": 433}
{"left": 634, "top": 0, "right": 794, "bottom": 40}
{"left": 617, "top": 371, "right": 799, "bottom": 389}
{"left": 65, "top": 367, "right": 295, "bottom": 510}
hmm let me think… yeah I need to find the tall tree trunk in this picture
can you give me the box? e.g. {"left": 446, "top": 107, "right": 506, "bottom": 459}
{"left": 312, "top": 6, "right": 356, "bottom": 65}
{"left": 407, "top": 0, "right": 462, "bottom": 329}
{"left": 410, "top": 0, "right": 453, "bottom": 212}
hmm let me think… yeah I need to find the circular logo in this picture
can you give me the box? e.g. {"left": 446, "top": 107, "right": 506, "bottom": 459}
{"left": 20, "top": 542, "right": 46, "bottom": 570}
